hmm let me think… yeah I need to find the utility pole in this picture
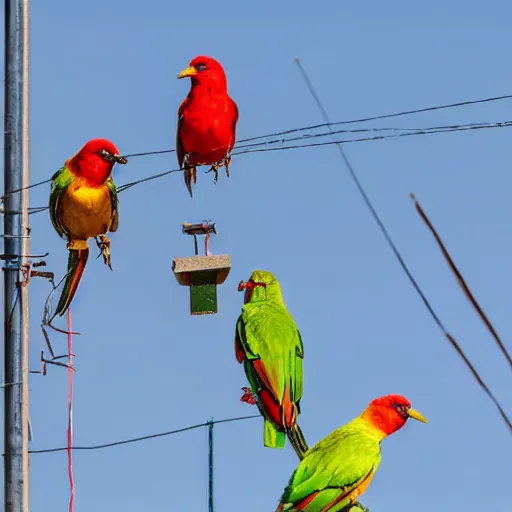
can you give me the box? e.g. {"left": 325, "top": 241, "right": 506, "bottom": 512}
{"left": 4, "top": 1, "right": 31, "bottom": 511}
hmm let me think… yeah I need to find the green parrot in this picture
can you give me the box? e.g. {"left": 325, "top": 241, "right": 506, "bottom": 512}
{"left": 235, "top": 269, "right": 309, "bottom": 459}
{"left": 276, "top": 394, "right": 427, "bottom": 511}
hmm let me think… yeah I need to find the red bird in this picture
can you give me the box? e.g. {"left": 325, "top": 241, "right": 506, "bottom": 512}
{"left": 176, "top": 55, "right": 239, "bottom": 197}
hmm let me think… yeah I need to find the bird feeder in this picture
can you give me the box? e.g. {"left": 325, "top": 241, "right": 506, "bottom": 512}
{"left": 172, "top": 221, "right": 231, "bottom": 315}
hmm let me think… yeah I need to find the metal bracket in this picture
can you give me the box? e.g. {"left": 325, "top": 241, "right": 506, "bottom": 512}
{"left": 182, "top": 221, "right": 217, "bottom": 256}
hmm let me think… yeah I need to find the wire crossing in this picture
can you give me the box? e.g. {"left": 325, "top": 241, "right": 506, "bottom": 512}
{"left": 2, "top": 118, "right": 512, "bottom": 217}
{"left": 294, "top": 59, "right": 512, "bottom": 434}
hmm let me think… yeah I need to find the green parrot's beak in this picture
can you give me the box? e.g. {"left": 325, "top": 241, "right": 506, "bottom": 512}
{"left": 177, "top": 66, "right": 197, "bottom": 79}
{"left": 113, "top": 154, "right": 128, "bottom": 165}
{"left": 407, "top": 408, "right": 428, "bottom": 424}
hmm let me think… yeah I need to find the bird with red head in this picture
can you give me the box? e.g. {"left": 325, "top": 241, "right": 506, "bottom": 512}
{"left": 176, "top": 55, "right": 239, "bottom": 197}
{"left": 49, "top": 138, "right": 127, "bottom": 318}
{"left": 276, "top": 394, "right": 427, "bottom": 511}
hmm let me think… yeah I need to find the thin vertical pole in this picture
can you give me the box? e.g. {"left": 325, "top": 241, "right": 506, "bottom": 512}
{"left": 207, "top": 421, "right": 214, "bottom": 512}
{"left": 21, "top": 1, "right": 31, "bottom": 509}
{"left": 4, "top": 1, "right": 31, "bottom": 511}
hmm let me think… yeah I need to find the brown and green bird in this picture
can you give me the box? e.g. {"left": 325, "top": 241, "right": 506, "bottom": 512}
{"left": 49, "top": 138, "right": 127, "bottom": 317}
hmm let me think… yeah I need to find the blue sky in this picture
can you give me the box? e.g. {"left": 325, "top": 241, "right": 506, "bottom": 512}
{"left": 1, "top": 1, "right": 512, "bottom": 511}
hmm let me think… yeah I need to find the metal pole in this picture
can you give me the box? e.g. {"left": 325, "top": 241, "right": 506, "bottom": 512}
{"left": 207, "top": 421, "right": 214, "bottom": 512}
{"left": 4, "top": 1, "right": 31, "bottom": 511}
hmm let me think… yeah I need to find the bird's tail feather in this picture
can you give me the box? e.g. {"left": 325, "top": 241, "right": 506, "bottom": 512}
{"left": 264, "top": 419, "right": 286, "bottom": 449}
{"left": 286, "top": 422, "right": 309, "bottom": 460}
{"left": 184, "top": 166, "right": 197, "bottom": 198}
{"left": 54, "top": 248, "right": 89, "bottom": 317}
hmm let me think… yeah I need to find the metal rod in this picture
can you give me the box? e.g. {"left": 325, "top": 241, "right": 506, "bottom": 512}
{"left": 208, "top": 421, "right": 214, "bottom": 512}
{"left": 4, "top": 1, "right": 31, "bottom": 511}
{"left": 21, "top": 1, "right": 31, "bottom": 507}
{"left": 193, "top": 234, "right": 198, "bottom": 256}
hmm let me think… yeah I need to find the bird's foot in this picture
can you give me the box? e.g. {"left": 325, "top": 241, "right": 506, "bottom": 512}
{"left": 206, "top": 164, "right": 221, "bottom": 184}
{"left": 240, "top": 386, "right": 258, "bottom": 405}
{"left": 96, "top": 235, "right": 112, "bottom": 270}
{"left": 224, "top": 155, "right": 232, "bottom": 178}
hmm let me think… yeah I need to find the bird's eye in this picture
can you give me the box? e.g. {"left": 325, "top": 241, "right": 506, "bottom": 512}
{"left": 195, "top": 63, "right": 207, "bottom": 72}
{"left": 394, "top": 403, "right": 409, "bottom": 417}
{"left": 98, "top": 149, "right": 113, "bottom": 161}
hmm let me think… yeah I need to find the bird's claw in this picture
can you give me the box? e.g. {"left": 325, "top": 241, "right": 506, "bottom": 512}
{"left": 206, "top": 164, "right": 220, "bottom": 185}
{"left": 205, "top": 155, "right": 231, "bottom": 185}
{"left": 240, "top": 386, "right": 258, "bottom": 405}
{"left": 96, "top": 235, "right": 112, "bottom": 270}
{"left": 348, "top": 503, "right": 370, "bottom": 512}
{"left": 224, "top": 155, "right": 231, "bottom": 178}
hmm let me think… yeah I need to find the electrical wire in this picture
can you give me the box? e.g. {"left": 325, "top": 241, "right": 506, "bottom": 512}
{"left": 294, "top": 58, "right": 511, "bottom": 433}
{"left": 27, "top": 414, "right": 260, "bottom": 454}
{"left": 9, "top": 119, "right": 512, "bottom": 217}
{"left": 410, "top": 194, "right": 511, "bottom": 431}
{"left": 1, "top": 89, "right": 510, "bottom": 447}
{"left": 236, "top": 92, "right": 512, "bottom": 144}
{"left": 122, "top": 92, "right": 512, "bottom": 156}
{"left": 0, "top": 97, "right": 510, "bottom": 203}
{"left": 413, "top": 193, "right": 512, "bottom": 368}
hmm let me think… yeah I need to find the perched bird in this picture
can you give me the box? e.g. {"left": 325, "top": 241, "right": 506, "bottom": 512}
{"left": 235, "top": 270, "right": 309, "bottom": 460}
{"left": 49, "top": 138, "right": 127, "bottom": 318}
{"left": 176, "top": 55, "right": 239, "bottom": 197}
{"left": 276, "top": 394, "right": 427, "bottom": 511}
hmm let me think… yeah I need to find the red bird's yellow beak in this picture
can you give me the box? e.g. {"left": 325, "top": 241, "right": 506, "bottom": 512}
{"left": 407, "top": 408, "right": 428, "bottom": 424}
{"left": 177, "top": 66, "right": 197, "bottom": 79}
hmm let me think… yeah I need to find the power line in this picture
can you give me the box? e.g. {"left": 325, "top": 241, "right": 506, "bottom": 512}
{"left": 27, "top": 414, "right": 260, "bottom": 454}
{"left": 120, "top": 119, "right": 512, "bottom": 162}
{"left": 237, "top": 92, "right": 512, "bottom": 143}
{"left": 411, "top": 195, "right": 512, "bottom": 368}
{"left": 109, "top": 120, "right": 512, "bottom": 194}
{"left": 410, "top": 194, "right": 511, "bottom": 432}
{"left": 122, "top": 92, "right": 512, "bottom": 157}
{"left": 294, "top": 58, "right": 512, "bottom": 434}
{"left": 234, "top": 120, "right": 512, "bottom": 154}
{"left": 3, "top": 119, "right": 512, "bottom": 213}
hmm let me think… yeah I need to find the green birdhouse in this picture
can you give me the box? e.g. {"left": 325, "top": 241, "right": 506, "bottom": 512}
{"left": 172, "top": 221, "right": 231, "bottom": 315}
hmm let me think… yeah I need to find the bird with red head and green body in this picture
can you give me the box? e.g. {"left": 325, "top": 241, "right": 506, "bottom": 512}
{"left": 176, "top": 55, "right": 239, "bottom": 197}
{"left": 276, "top": 394, "right": 427, "bottom": 512}
{"left": 49, "top": 138, "right": 127, "bottom": 318}
{"left": 235, "top": 270, "right": 309, "bottom": 460}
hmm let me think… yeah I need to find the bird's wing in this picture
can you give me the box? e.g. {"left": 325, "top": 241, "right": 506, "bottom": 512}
{"left": 280, "top": 427, "right": 381, "bottom": 511}
{"left": 49, "top": 166, "right": 74, "bottom": 239}
{"left": 235, "top": 314, "right": 255, "bottom": 363}
{"left": 229, "top": 98, "right": 239, "bottom": 149}
{"left": 237, "top": 303, "right": 304, "bottom": 413}
{"left": 106, "top": 177, "right": 119, "bottom": 232}
{"left": 231, "top": 98, "right": 239, "bottom": 126}
{"left": 176, "top": 96, "right": 189, "bottom": 168}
